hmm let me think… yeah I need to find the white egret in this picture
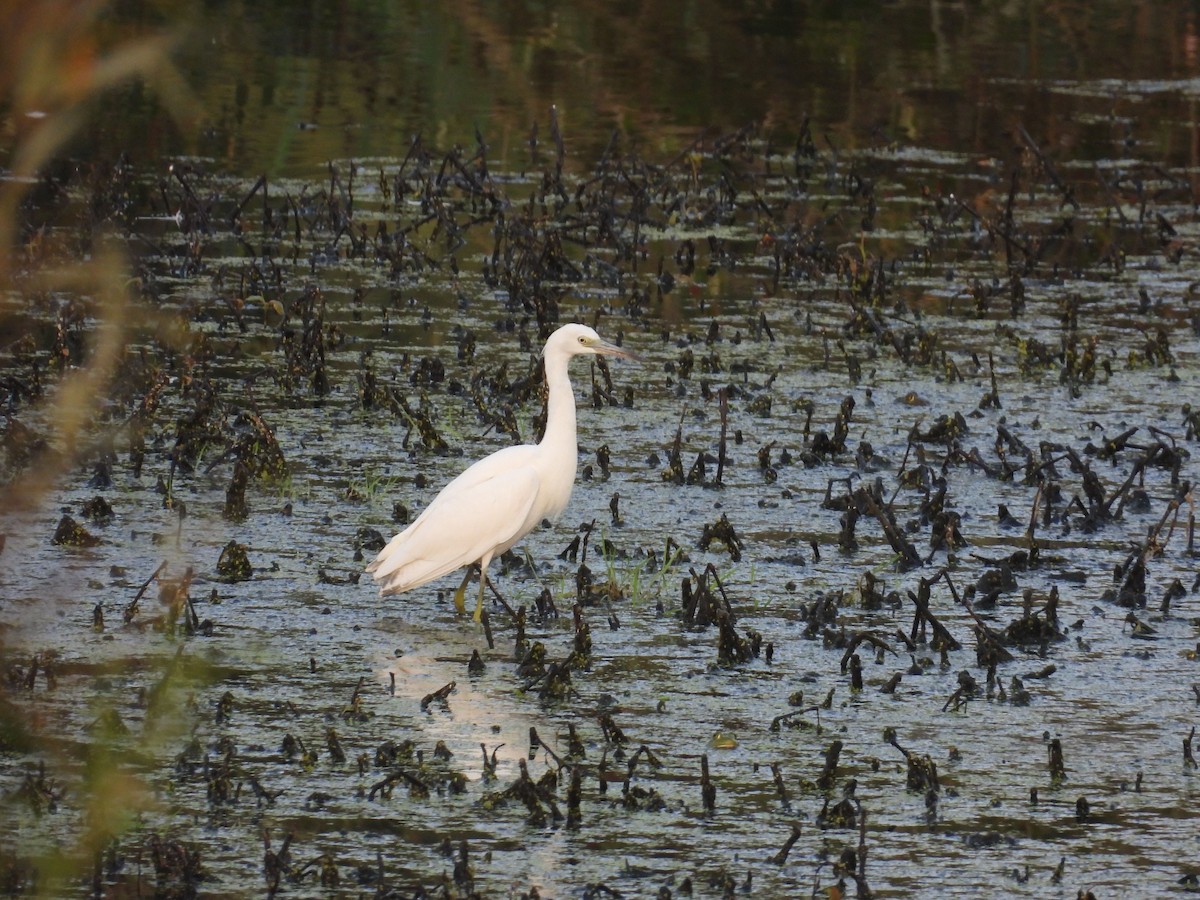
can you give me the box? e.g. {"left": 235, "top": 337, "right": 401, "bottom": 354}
{"left": 367, "top": 323, "right": 636, "bottom": 620}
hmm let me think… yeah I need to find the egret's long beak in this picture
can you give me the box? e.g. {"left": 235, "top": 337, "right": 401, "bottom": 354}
{"left": 592, "top": 338, "right": 641, "bottom": 363}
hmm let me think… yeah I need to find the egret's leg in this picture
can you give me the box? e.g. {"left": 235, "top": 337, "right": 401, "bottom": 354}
{"left": 475, "top": 576, "right": 487, "bottom": 624}
{"left": 474, "top": 553, "right": 494, "bottom": 623}
{"left": 452, "top": 566, "right": 474, "bottom": 615}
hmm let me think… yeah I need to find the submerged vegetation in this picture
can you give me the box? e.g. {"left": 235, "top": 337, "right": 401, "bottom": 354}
{"left": 3, "top": 1, "right": 1200, "bottom": 897}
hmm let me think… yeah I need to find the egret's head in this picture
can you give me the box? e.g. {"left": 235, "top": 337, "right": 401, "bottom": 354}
{"left": 548, "top": 323, "right": 638, "bottom": 361}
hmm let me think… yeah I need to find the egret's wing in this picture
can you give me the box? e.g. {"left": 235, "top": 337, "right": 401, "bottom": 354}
{"left": 435, "top": 443, "right": 537, "bottom": 496}
{"left": 365, "top": 444, "right": 536, "bottom": 577}
{"left": 370, "top": 465, "right": 540, "bottom": 595}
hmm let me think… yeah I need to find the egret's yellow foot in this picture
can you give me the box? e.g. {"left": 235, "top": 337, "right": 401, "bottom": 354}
{"left": 452, "top": 568, "right": 473, "bottom": 615}
{"left": 473, "top": 577, "right": 486, "bottom": 623}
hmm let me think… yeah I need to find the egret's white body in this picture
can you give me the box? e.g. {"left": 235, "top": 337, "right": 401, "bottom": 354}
{"left": 367, "top": 324, "right": 634, "bottom": 618}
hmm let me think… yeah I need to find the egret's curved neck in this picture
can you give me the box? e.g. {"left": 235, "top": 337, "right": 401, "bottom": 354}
{"left": 541, "top": 347, "right": 578, "bottom": 457}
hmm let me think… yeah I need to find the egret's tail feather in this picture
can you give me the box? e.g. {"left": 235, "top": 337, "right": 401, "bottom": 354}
{"left": 369, "top": 543, "right": 470, "bottom": 597}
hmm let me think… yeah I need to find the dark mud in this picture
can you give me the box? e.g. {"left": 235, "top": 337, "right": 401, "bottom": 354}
{"left": 2, "top": 119, "right": 1199, "bottom": 898}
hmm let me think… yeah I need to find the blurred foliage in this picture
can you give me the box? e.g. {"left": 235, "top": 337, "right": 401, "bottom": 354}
{"left": 0, "top": 1, "right": 193, "bottom": 511}
{"left": 1, "top": 1, "right": 194, "bottom": 895}
{"left": 29, "top": 0, "right": 1200, "bottom": 177}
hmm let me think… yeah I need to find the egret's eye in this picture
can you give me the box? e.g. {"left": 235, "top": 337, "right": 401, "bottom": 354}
{"left": 578, "top": 336, "right": 587, "bottom": 344}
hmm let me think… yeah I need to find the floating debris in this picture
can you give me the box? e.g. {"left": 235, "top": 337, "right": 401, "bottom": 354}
{"left": 51, "top": 514, "right": 99, "bottom": 547}
{"left": 215, "top": 541, "right": 251, "bottom": 582}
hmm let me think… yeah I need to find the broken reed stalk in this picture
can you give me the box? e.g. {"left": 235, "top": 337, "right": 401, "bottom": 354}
{"left": 124, "top": 560, "right": 169, "bottom": 623}
{"left": 715, "top": 386, "right": 729, "bottom": 485}
{"left": 1048, "top": 738, "right": 1067, "bottom": 784}
{"left": 420, "top": 681, "right": 456, "bottom": 710}
{"left": 700, "top": 754, "right": 716, "bottom": 815}
{"left": 772, "top": 822, "right": 802, "bottom": 865}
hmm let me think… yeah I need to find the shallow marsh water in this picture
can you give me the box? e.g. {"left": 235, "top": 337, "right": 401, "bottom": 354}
{"left": 3, "top": 127, "right": 1199, "bottom": 898}
{"left": 4, "top": 3, "right": 1200, "bottom": 899}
